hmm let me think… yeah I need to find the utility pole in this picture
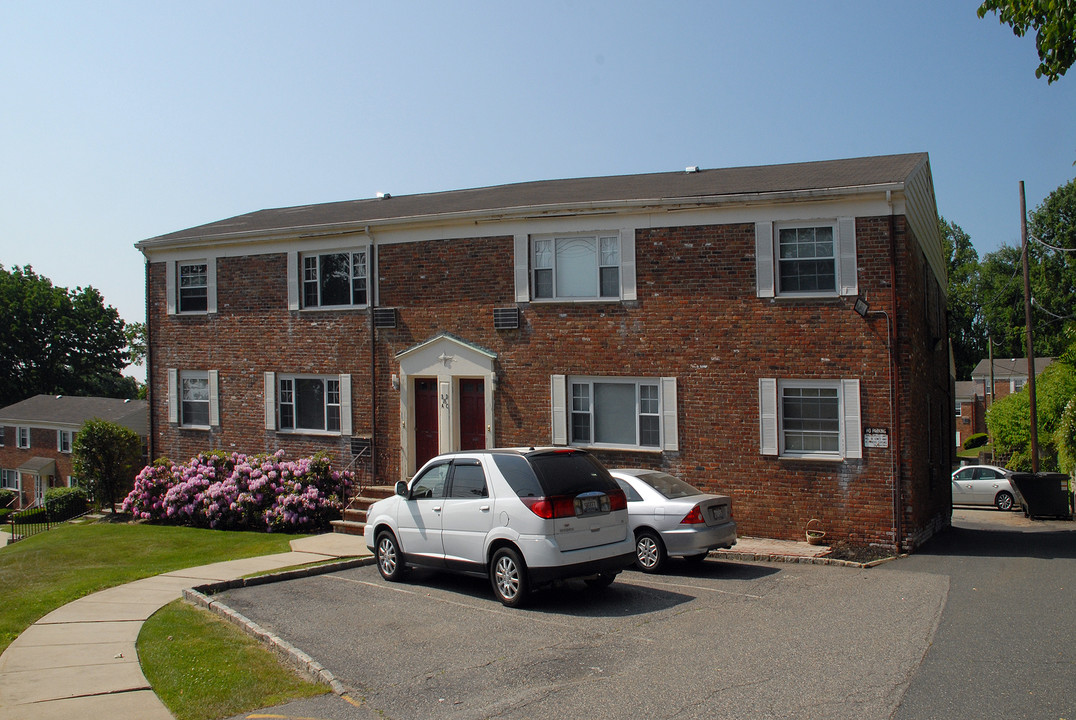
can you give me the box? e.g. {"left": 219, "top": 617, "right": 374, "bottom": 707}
{"left": 1020, "top": 181, "right": 1040, "bottom": 472}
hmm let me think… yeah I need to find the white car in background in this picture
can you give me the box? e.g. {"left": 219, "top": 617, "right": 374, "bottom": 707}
{"left": 364, "top": 448, "right": 635, "bottom": 607}
{"left": 951, "top": 464, "right": 1020, "bottom": 510}
{"left": 610, "top": 469, "right": 737, "bottom": 573}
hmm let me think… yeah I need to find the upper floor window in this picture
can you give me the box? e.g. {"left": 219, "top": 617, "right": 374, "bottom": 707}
{"left": 759, "top": 378, "right": 861, "bottom": 460}
{"left": 533, "top": 234, "right": 620, "bottom": 300}
{"left": 178, "top": 262, "right": 208, "bottom": 312}
{"left": 755, "top": 218, "right": 857, "bottom": 298}
{"left": 279, "top": 375, "right": 341, "bottom": 432}
{"left": 57, "top": 430, "right": 73, "bottom": 453}
{"left": 955, "top": 400, "right": 963, "bottom": 418}
{"left": 16, "top": 426, "right": 30, "bottom": 449}
{"left": 551, "top": 375, "right": 678, "bottom": 451}
{"left": 302, "top": 250, "right": 368, "bottom": 308}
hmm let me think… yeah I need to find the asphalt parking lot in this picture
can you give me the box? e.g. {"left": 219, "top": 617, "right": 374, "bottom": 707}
{"left": 219, "top": 551, "right": 950, "bottom": 720}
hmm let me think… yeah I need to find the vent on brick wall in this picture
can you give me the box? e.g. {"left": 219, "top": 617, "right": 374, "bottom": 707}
{"left": 493, "top": 307, "right": 520, "bottom": 330}
{"left": 372, "top": 307, "right": 396, "bottom": 328}
{"left": 350, "top": 436, "right": 371, "bottom": 457}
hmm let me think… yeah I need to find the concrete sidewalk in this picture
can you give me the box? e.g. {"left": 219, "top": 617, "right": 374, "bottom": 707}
{"left": 0, "top": 533, "right": 372, "bottom": 720}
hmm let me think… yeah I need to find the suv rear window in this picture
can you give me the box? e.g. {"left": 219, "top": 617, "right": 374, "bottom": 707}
{"left": 526, "top": 451, "right": 618, "bottom": 496}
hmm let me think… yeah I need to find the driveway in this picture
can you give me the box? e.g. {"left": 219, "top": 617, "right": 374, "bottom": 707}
{"left": 218, "top": 508, "right": 1075, "bottom": 720}
{"left": 219, "top": 552, "right": 947, "bottom": 719}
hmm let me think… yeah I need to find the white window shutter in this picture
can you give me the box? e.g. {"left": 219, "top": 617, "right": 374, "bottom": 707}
{"left": 513, "top": 234, "right": 530, "bottom": 302}
{"left": 842, "top": 378, "right": 862, "bottom": 459}
{"left": 166, "top": 261, "right": 176, "bottom": 315}
{"left": 206, "top": 257, "right": 217, "bottom": 314}
{"left": 621, "top": 230, "right": 637, "bottom": 301}
{"left": 755, "top": 222, "right": 775, "bottom": 298}
{"left": 661, "top": 376, "right": 678, "bottom": 451}
{"left": 208, "top": 370, "right": 220, "bottom": 427}
{"left": 759, "top": 378, "right": 778, "bottom": 455}
{"left": 550, "top": 374, "right": 567, "bottom": 445}
{"left": 264, "top": 372, "right": 276, "bottom": 430}
{"left": 167, "top": 368, "right": 178, "bottom": 424}
{"left": 838, "top": 216, "right": 858, "bottom": 297}
{"left": 339, "top": 374, "right": 352, "bottom": 436}
{"left": 287, "top": 251, "right": 299, "bottom": 310}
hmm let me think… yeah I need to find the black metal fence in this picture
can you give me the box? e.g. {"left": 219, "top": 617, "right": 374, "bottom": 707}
{"left": 6, "top": 495, "right": 89, "bottom": 543}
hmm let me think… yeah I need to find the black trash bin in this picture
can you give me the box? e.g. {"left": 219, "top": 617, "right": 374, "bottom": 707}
{"left": 1009, "top": 472, "right": 1074, "bottom": 520}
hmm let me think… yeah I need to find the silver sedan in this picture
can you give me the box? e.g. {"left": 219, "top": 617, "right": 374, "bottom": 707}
{"left": 610, "top": 469, "right": 737, "bottom": 573}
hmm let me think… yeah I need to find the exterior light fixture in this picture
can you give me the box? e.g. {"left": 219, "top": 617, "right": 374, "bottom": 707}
{"left": 391, "top": 373, "right": 400, "bottom": 391}
{"left": 854, "top": 297, "right": 869, "bottom": 317}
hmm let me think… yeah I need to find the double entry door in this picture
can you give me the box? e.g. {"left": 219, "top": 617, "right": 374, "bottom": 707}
{"left": 414, "top": 378, "right": 486, "bottom": 469}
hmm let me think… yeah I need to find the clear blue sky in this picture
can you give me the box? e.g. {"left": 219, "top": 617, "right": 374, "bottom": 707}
{"left": 2, "top": 1, "right": 1074, "bottom": 379}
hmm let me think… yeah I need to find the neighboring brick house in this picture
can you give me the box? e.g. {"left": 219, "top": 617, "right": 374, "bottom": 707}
{"left": 955, "top": 380, "right": 987, "bottom": 448}
{"left": 136, "top": 152, "right": 953, "bottom": 552}
{"left": 0, "top": 395, "right": 148, "bottom": 509}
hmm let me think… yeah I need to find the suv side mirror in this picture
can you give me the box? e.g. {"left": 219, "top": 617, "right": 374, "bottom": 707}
{"left": 395, "top": 480, "right": 408, "bottom": 498}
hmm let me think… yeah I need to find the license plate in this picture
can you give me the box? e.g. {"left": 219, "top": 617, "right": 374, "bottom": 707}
{"left": 575, "top": 494, "right": 609, "bottom": 515}
{"left": 711, "top": 506, "right": 727, "bottom": 521}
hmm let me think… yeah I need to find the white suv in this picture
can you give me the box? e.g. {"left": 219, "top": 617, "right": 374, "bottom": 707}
{"left": 363, "top": 448, "right": 635, "bottom": 607}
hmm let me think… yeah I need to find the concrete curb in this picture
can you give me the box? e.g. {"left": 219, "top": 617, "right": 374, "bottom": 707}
{"left": 182, "top": 556, "right": 377, "bottom": 696}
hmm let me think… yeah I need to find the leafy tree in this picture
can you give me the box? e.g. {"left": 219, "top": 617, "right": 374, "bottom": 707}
{"left": 124, "top": 321, "right": 147, "bottom": 368}
{"left": 0, "top": 265, "right": 137, "bottom": 406}
{"left": 941, "top": 217, "right": 986, "bottom": 378}
{"left": 978, "top": 0, "right": 1076, "bottom": 82}
{"left": 71, "top": 418, "right": 143, "bottom": 513}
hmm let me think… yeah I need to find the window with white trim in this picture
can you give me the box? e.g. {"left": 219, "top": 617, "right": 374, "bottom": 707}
{"left": 755, "top": 218, "right": 857, "bottom": 298}
{"left": 1, "top": 468, "right": 17, "bottom": 490}
{"left": 57, "top": 430, "right": 73, "bottom": 453}
{"left": 551, "top": 375, "right": 678, "bottom": 451}
{"left": 759, "top": 378, "right": 861, "bottom": 460}
{"left": 166, "top": 369, "right": 219, "bottom": 428}
{"left": 178, "top": 262, "right": 209, "bottom": 312}
{"left": 16, "top": 427, "right": 30, "bottom": 449}
{"left": 533, "top": 234, "right": 621, "bottom": 300}
{"left": 301, "top": 250, "right": 368, "bottom": 308}
{"left": 278, "top": 375, "right": 342, "bottom": 432}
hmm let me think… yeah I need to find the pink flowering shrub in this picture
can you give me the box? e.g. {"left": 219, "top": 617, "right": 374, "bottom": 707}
{"left": 122, "top": 450, "right": 353, "bottom": 532}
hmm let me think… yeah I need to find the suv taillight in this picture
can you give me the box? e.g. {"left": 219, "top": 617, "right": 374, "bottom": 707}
{"left": 521, "top": 496, "right": 577, "bottom": 519}
{"left": 680, "top": 505, "right": 705, "bottom": 525}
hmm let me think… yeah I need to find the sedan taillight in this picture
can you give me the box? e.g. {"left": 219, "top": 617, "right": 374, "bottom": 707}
{"left": 680, "top": 505, "right": 705, "bottom": 525}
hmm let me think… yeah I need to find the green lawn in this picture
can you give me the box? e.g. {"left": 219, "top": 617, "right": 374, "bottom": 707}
{"left": 139, "top": 600, "right": 327, "bottom": 720}
{"left": 0, "top": 521, "right": 298, "bottom": 654}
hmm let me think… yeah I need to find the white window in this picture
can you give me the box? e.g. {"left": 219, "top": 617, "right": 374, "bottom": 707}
{"left": 301, "top": 250, "right": 368, "bottom": 308}
{"left": 16, "top": 426, "right": 30, "bottom": 449}
{"left": 57, "top": 430, "right": 73, "bottom": 453}
{"left": 955, "top": 400, "right": 963, "bottom": 418}
{"left": 759, "top": 378, "right": 861, "bottom": 460}
{"left": 551, "top": 375, "right": 677, "bottom": 451}
{"left": 166, "top": 369, "right": 219, "bottom": 427}
{"left": 1, "top": 469, "right": 17, "bottom": 490}
{"left": 265, "top": 373, "right": 352, "bottom": 435}
{"left": 166, "top": 258, "right": 216, "bottom": 314}
{"left": 755, "top": 218, "right": 857, "bottom": 298}
{"left": 1012, "top": 378, "right": 1026, "bottom": 393}
{"left": 533, "top": 234, "right": 621, "bottom": 300}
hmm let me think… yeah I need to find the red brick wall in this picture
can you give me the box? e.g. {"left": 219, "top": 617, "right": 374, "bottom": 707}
{"left": 147, "top": 216, "right": 952, "bottom": 551}
{"left": 0, "top": 426, "right": 74, "bottom": 508}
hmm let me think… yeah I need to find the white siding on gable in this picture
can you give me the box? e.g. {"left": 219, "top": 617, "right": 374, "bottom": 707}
{"left": 837, "top": 216, "right": 858, "bottom": 297}
{"left": 550, "top": 374, "right": 567, "bottom": 445}
{"left": 759, "top": 378, "right": 778, "bottom": 455}
{"left": 755, "top": 222, "right": 775, "bottom": 298}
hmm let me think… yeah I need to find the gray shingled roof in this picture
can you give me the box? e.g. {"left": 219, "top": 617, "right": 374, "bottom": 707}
{"left": 969, "top": 357, "right": 1056, "bottom": 380}
{"left": 140, "top": 152, "right": 929, "bottom": 246}
{"left": 0, "top": 395, "right": 148, "bottom": 435}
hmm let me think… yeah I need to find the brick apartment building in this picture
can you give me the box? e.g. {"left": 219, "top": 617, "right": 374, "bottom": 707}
{"left": 0, "top": 395, "right": 148, "bottom": 509}
{"left": 956, "top": 356, "right": 1055, "bottom": 447}
{"left": 136, "top": 153, "right": 953, "bottom": 551}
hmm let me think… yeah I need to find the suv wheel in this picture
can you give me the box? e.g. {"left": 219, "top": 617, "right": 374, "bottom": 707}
{"left": 635, "top": 530, "right": 667, "bottom": 573}
{"left": 376, "top": 530, "right": 407, "bottom": 581}
{"left": 490, "top": 547, "right": 529, "bottom": 607}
